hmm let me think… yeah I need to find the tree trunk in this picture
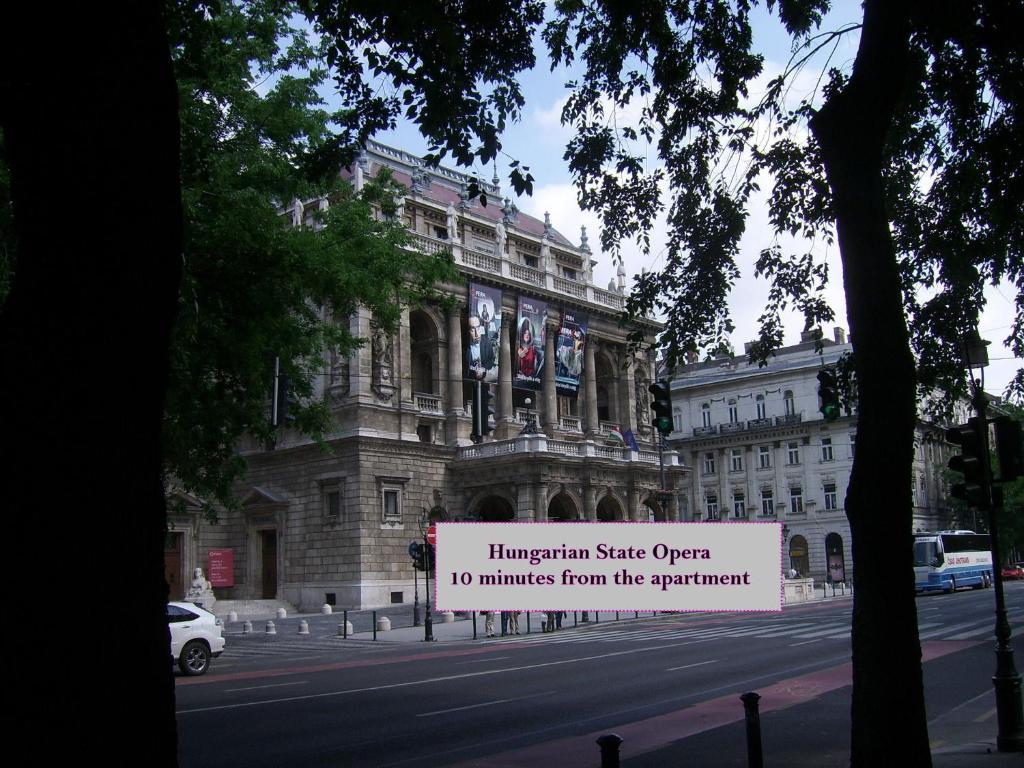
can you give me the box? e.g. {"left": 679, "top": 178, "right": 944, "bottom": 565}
{"left": 1, "top": 3, "right": 181, "bottom": 764}
{"left": 810, "top": 2, "right": 930, "bottom": 765}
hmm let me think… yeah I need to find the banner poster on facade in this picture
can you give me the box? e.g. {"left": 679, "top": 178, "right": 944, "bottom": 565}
{"left": 555, "top": 309, "right": 588, "bottom": 397}
{"left": 513, "top": 295, "right": 547, "bottom": 390}
{"left": 465, "top": 282, "right": 501, "bottom": 383}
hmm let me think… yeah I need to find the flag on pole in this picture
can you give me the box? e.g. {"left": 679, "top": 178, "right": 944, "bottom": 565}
{"left": 623, "top": 428, "right": 640, "bottom": 451}
{"left": 606, "top": 427, "right": 625, "bottom": 445}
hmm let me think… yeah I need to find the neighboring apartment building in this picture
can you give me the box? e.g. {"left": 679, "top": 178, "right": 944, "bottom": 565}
{"left": 667, "top": 328, "right": 955, "bottom": 583}
{"left": 165, "top": 140, "right": 687, "bottom": 610}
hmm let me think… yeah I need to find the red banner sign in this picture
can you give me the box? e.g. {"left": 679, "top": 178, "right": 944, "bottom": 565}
{"left": 208, "top": 549, "right": 234, "bottom": 588}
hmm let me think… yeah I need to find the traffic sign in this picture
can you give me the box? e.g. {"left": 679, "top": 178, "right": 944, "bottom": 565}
{"left": 426, "top": 525, "right": 437, "bottom": 545}
{"left": 408, "top": 541, "right": 422, "bottom": 558}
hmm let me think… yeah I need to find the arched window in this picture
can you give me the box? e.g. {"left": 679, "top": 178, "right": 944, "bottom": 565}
{"left": 728, "top": 398, "right": 738, "bottom": 423}
{"left": 701, "top": 402, "right": 711, "bottom": 427}
{"left": 784, "top": 390, "right": 795, "bottom": 416}
{"left": 756, "top": 394, "right": 766, "bottom": 419}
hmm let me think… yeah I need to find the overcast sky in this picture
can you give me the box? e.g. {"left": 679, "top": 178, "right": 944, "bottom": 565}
{"left": 371, "top": 0, "right": 1019, "bottom": 396}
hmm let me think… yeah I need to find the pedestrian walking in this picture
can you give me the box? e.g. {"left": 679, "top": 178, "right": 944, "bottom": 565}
{"left": 482, "top": 610, "right": 495, "bottom": 637}
{"left": 545, "top": 611, "right": 556, "bottom": 632}
{"left": 500, "top": 610, "right": 509, "bottom": 636}
{"left": 508, "top": 610, "right": 520, "bottom": 634}
{"left": 555, "top": 610, "right": 564, "bottom": 629}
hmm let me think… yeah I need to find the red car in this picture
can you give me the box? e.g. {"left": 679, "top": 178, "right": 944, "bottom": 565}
{"left": 1001, "top": 563, "right": 1024, "bottom": 581}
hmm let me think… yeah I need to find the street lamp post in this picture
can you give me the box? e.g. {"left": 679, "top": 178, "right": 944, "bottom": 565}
{"left": 521, "top": 396, "right": 538, "bottom": 435}
{"left": 963, "top": 332, "right": 1024, "bottom": 752}
{"left": 419, "top": 514, "right": 434, "bottom": 642}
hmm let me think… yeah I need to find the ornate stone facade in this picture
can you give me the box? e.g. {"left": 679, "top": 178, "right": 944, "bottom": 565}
{"left": 182, "top": 140, "right": 687, "bottom": 610}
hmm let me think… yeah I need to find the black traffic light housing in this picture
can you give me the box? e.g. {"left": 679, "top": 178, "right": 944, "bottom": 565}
{"left": 471, "top": 381, "right": 494, "bottom": 441}
{"left": 946, "top": 416, "right": 990, "bottom": 508}
{"left": 817, "top": 368, "right": 840, "bottom": 422}
{"left": 272, "top": 373, "right": 298, "bottom": 428}
{"left": 410, "top": 542, "right": 425, "bottom": 571}
{"left": 993, "top": 415, "right": 1023, "bottom": 482}
{"left": 649, "top": 379, "right": 673, "bottom": 436}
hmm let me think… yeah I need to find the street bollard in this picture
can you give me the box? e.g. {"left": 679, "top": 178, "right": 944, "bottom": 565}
{"left": 740, "top": 691, "right": 764, "bottom": 768}
{"left": 342, "top": 610, "right": 348, "bottom": 638}
{"left": 574, "top": 611, "right": 578, "bottom": 628}
{"left": 228, "top": 611, "right": 238, "bottom": 623}
{"left": 596, "top": 733, "right": 623, "bottom": 768}
{"left": 615, "top": 611, "right": 620, "bottom": 621}
{"left": 372, "top": 611, "right": 377, "bottom": 641}
{"left": 298, "top": 620, "right": 309, "bottom": 635}
{"left": 276, "top": 607, "right": 287, "bottom": 619}
{"left": 242, "top": 620, "right": 252, "bottom": 634}
{"left": 472, "top": 611, "right": 477, "bottom": 640}
{"left": 266, "top": 620, "right": 276, "bottom": 635}
{"left": 321, "top": 604, "right": 332, "bottom": 614}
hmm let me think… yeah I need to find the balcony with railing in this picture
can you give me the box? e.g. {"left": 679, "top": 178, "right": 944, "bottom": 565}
{"left": 414, "top": 393, "right": 443, "bottom": 414}
{"left": 406, "top": 231, "right": 626, "bottom": 311}
{"left": 775, "top": 413, "right": 803, "bottom": 426}
{"left": 456, "top": 435, "right": 683, "bottom": 467}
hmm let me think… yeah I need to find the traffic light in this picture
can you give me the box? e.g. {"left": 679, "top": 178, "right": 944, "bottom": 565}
{"left": 272, "top": 374, "right": 298, "bottom": 428}
{"left": 817, "top": 368, "right": 840, "bottom": 422}
{"left": 993, "top": 416, "right": 1023, "bottom": 482}
{"left": 946, "top": 416, "right": 989, "bottom": 507}
{"left": 409, "top": 542, "right": 425, "bottom": 571}
{"left": 649, "top": 379, "right": 673, "bottom": 436}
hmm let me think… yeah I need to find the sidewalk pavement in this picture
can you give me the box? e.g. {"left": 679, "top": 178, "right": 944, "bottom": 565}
{"left": 222, "top": 604, "right": 1024, "bottom": 764}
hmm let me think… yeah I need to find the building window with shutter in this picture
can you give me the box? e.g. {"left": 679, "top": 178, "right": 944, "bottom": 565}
{"left": 732, "top": 491, "right": 746, "bottom": 518}
{"left": 823, "top": 482, "right": 838, "bottom": 511}
{"left": 787, "top": 442, "right": 801, "bottom": 465}
{"left": 730, "top": 449, "right": 744, "bottom": 472}
{"left": 821, "top": 437, "right": 834, "bottom": 462}
{"left": 790, "top": 486, "right": 804, "bottom": 514}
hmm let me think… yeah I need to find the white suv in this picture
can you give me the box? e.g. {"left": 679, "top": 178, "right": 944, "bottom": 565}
{"left": 167, "top": 601, "right": 225, "bottom": 675}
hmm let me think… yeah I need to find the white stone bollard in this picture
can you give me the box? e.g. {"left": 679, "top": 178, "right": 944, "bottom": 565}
{"left": 228, "top": 611, "right": 238, "bottom": 623}
{"left": 276, "top": 607, "right": 287, "bottom": 619}
{"left": 321, "top": 604, "right": 333, "bottom": 615}
{"left": 376, "top": 616, "right": 391, "bottom": 632}
{"left": 298, "top": 620, "right": 310, "bottom": 635}
{"left": 243, "top": 620, "right": 253, "bottom": 634}
{"left": 266, "top": 620, "right": 276, "bottom": 635}
{"left": 337, "top": 621, "right": 354, "bottom": 636}
{"left": 442, "top": 611, "right": 455, "bottom": 623}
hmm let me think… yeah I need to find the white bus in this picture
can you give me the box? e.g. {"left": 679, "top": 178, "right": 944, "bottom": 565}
{"left": 914, "top": 530, "right": 993, "bottom": 594}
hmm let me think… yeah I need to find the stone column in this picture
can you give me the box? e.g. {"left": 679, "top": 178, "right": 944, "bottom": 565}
{"left": 624, "top": 352, "right": 639, "bottom": 435}
{"left": 534, "top": 483, "right": 548, "bottom": 521}
{"left": 398, "top": 306, "right": 414, "bottom": 408}
{"left": 667, "top": 491, "right": 680, "bottom": 522}
{"left": 628, "top": 487, "right": 641, "bottom": 522}
{"left": 446, "top": 302, "right": 464, "bottom": 445}
{"left": 584, "top": 334, "right": 599, "bottom": 436}
{"left": 499, "top": 308, "right": 514, "bottom": 424}
{"left": 542, "top": 320, "right": 558, "bottom": 435}
{"left": 584, "top": 485, "right": 597, "bottom": 522}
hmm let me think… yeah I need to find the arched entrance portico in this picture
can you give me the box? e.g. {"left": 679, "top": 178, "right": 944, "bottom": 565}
{"left": 596, "top": 494, "right": 624, "bottom": 521}
{"left": 548, "top": 491, "right": 580, "bottom": 521}
{"left": 789, "top": 535, "right": 810, "bottom": 577}
{"left": 825, "top": 532, "right": 846, "bottom": 583}
{"left": 472, "top": 495, "right": 515, "bottom": 521}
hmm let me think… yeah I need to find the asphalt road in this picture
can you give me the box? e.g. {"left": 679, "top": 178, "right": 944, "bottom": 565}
{"left": 175, "top": 583, "right": 1023, "bottom": 767}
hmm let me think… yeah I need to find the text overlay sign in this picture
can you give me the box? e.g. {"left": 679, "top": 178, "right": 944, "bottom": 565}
{"left": 435, "top": 522, "right": 782, "bottom": 612}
